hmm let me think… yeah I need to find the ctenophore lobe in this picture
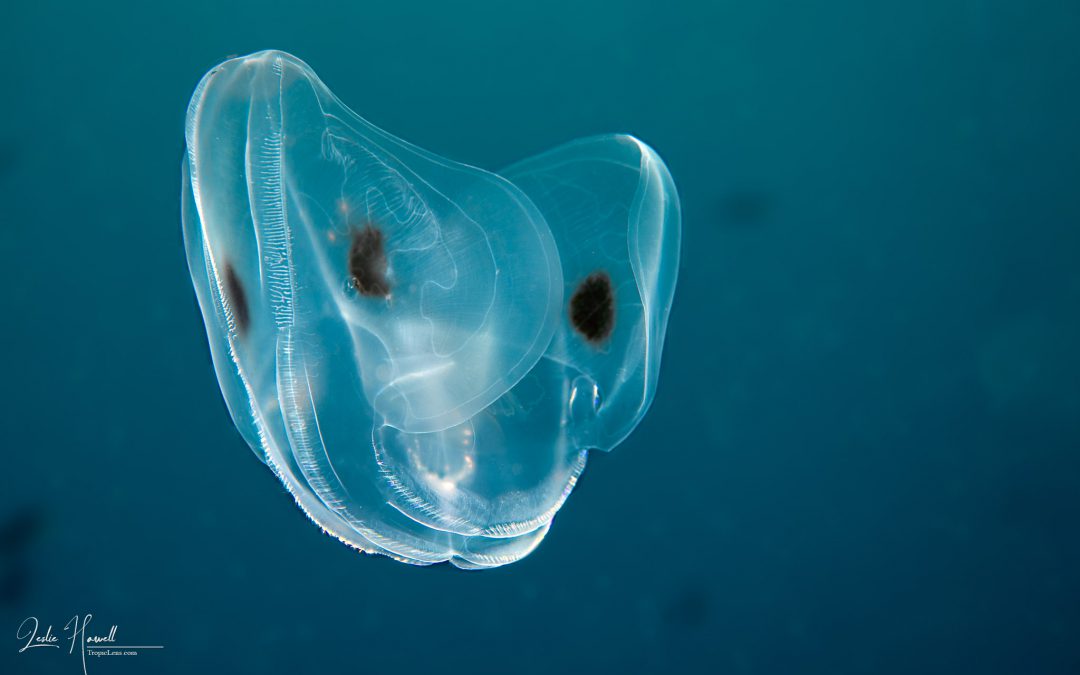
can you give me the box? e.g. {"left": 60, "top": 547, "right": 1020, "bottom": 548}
{"left": 182, "top": 50, "right": 680, "bottom": 567}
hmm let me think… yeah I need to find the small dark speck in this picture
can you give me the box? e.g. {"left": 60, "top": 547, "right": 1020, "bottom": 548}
{"left": 663, "top": 586, "right": 712, "bottom": 628}
{"left": 716, "top": 189, "right": 772, "bottom": 227}
{"left": 570, "top": 271, "right": 615, "bottom": 344}
{"left": 349, "top": 225, "right": 391, "bottom": 298}
{"left": 0, "top": 559, "right": 30, "bottom": 607}
{"left": 0, "top": 507, "right": 45, "bottom": 608}
{"left": 0, "top": 507, "right": 44, "bottom": 556}
{"left": 222, "top": 261, "right": 251, "bottom": 336}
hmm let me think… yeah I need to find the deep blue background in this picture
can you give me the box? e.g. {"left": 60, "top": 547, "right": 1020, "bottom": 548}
{"left": 2, "top": 1, "right": 1079, "bottom": 673}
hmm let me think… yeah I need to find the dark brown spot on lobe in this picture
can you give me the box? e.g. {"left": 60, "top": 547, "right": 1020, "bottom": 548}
{"left": 222, "top": 261, "right": 250, "bottom": 336}
{"left": 570, "top": 271, "right": 615, "bottom": 344}
{"left": 349, "top": 225, "right": 391, "bottom": 298}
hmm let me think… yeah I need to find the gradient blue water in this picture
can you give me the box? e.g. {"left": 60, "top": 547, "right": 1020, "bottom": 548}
{"left": 2, "top": 1, "right": 1079, "bottom": 673}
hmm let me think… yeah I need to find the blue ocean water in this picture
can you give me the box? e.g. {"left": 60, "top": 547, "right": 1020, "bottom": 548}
{"left": 2, "top": 1, "right": 1078, "bottom": 673}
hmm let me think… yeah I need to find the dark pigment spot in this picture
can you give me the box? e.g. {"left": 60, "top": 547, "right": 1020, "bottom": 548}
{"left": 222, "top": 261, "right": 250, "bottom": 336}
{"left": 569, "top": 271, "right": 615, "bottom": 344}
{"left": 349, "top": 225, "right": 391, "bottom": 298}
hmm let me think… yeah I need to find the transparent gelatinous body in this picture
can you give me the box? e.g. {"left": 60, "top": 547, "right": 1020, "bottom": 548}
{"left": 182, "top": 50, "right": 681, "bottom": 567}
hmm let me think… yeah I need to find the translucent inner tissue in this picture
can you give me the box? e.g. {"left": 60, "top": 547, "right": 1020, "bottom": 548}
{"left": 182, "top": 50, "right": 680, "bottom": 567}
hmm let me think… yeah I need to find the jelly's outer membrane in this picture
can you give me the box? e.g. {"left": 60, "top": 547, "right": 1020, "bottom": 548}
{"left": 183, "top": 50, "right": 680, "bottom": 567}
